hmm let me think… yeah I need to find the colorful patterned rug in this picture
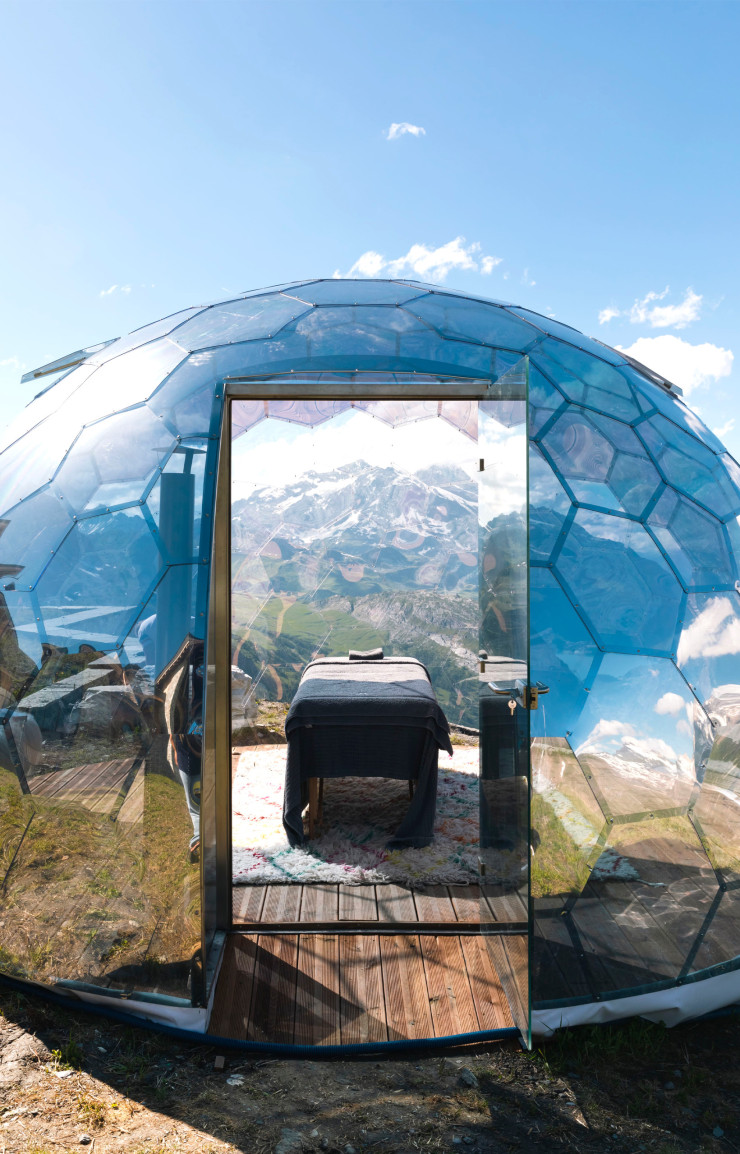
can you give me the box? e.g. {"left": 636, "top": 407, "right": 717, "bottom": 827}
{"left": 231, "top": 745, "right": 481, "bottom": 886}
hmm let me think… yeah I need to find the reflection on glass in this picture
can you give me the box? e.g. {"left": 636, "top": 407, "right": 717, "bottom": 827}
{"left": 0, "top": 408, "right": 205, "bottom": 1002}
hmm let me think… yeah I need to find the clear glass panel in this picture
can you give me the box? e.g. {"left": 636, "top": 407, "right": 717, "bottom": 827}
{"left": 0, "top": 544, "right": 202, "bottom": 999}
{"left": 529, "top": 446, "right": 572, "bottom": 562}
{"left": 288, "top": 281, "right": 427, "bottom": 306}
{"left": 569, "top": 652, "right": 698, "bottom": 817}
{"left": 406, "top": 295, "right": 539, "bottom": 351}
{"left": 85, "top": 308, "right": 205, "bottom": 365}
{"left": 477, "top": 363, "right": 530, "bottom": 1041}
{"left": 171, "top": 296, "right": 311, "bottom": 351}
{"left": 0, "top": 364, "right": 97, "bottom": 455}
{"left": 52, "top": 405, "right": 176, "bottom": 516}
{"left": 507, "top": 308, "right": 626, "bottom": 364}
{"left": 0, "top": 491, "right": 73, "bottom": 591}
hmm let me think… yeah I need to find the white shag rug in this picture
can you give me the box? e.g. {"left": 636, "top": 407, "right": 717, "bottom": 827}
{"left": 231, "top": 744, "right": 482, "bottom": 886}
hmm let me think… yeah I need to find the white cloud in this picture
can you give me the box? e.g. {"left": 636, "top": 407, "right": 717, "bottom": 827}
{"left": 599, "top": 287, "right": 703, "bottom": 330}
{"left": 386, "top": 122, "right": 426, "bottom": 140}
{"left": 480, "top": 255, "right": 502, "bottom": 275}
{"left": 0, "top": 356, "right": 22, "bottom": 370}
{"left": 713, "top": 418, "right": 735, "bottom": 439}
{"left": 99, "top": 284, "right": 132, "bottom": 297}
{"left": 678, "top": 596, "right": 740, "bottom": 664}
{"left": 521, "top": 268, "right": 536, "bottom": 287}
{"left": 616, "top": 334, "right": 734, "bottom": 395}
{"left": 337, "top": 237, "right": 502, "bottom": 283}
{"left": 655, "top": 692, "right": 686, "bottom": 716}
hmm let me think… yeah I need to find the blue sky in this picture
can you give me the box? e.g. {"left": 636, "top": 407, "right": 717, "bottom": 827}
{"left": 1, "top": 0, "right": 738, "bottom": 453}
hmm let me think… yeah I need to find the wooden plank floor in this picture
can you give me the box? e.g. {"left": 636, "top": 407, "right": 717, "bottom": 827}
{"left": 232, "top": 883, "right": 527, "bottom": 929}
{"left": 29, "top": 758, "right": 137, "bottom": 816}
{"left": 209, "top": 932, "right": 519, "bottom": 1043}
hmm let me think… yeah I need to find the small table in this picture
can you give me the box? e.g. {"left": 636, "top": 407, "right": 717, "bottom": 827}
{"left": 282, "top": 656, "right": 452, "bottom": 848}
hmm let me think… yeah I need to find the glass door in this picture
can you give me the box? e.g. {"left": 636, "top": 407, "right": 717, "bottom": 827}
{"left": 478, "top": 359, "right": 531, "bottom": 1045}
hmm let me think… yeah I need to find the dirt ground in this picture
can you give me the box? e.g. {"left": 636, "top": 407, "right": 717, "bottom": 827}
{"left": 1, "top": 985, "right": 739, "bottom": 1154}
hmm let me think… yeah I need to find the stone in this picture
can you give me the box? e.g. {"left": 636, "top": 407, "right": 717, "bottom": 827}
{"left": 664, "top": 1081, "right": 675, "bottom": 1090}
{"left": 275, "top": 1128, "right": 304, "bottom": 1154}
{"left": 459, "top": 1067, "right": 479, "bottom": 1088}
{"left": 79, "top": 1138, "right": 92, "bottom": 1147}
{"left": 319, "top": 1140, "right": 330, "bottom": 1151}
{"left": 213, "top": 1054, "right": 226, "bottom": 1070}
{"left": 713, "top": 1127, "right": 725, "bottom": 1138}
{"left": 227, "top": 1074, "right": 245, "bottom": 1087}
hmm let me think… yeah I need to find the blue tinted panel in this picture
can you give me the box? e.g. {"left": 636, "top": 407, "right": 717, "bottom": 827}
{"left": 507, "top": 309, "right": 626, "bottom": 364}
{"left": 172, "top": 295, "right": 311, "bottom": 351}
{"left": 529, "top": 365, "right": 566, "bottom": 435}
{"left": 607, "top": 453, "right": 662, "bottom": 516}
{"left": 531, "top": 351, "right": 641, "bottom": 422}
{"left": 530, "top": 567, "right": 599, "bottom": 735}
{"left": 0, "top": 590, "right": 43, "bottom": 684}
{"left": 648, "top": 489, "right": 735, "bottom": 589}
{"left": 405, "top": 295, "right": 539, "bottom": 350}
{"left": 623, "top": 366, "right": 726, "bottom": 453}
{"left": 529, "top": 446, "right": 572, "bottom": 562}
{"left": 567, "top": 480, "right": 624, "bottom": 512}
{"left": 538, "top": 339, "right": 633, "bottom": 396}
{"left": 555, "top": 509, "right": 683, "bottom": 654}
{"left": 146, "top": 440, "right": 208, "bottom": 564}
{"left": 640, "top": 415, "right": 739, "bottom": 518}
{"left": 0, "top": 430, "right": 69, "bottom": 512}
{"left": 541, "top": 412, "right": 615, "bottom": 480}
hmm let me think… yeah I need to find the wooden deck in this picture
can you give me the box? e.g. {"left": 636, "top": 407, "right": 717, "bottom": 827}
{"left": 232, "top": 883, "right": 528, "bottom": 932}
{"left": 209, "top": 931, "right": 520, "bottom": 1043}
{"left": 29, "top": 758, "right": 139, "bottom": 817}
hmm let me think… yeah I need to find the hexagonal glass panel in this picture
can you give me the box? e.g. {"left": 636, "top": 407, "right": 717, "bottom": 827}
{"left": 686, "top": 890, "right": 740, "bottom": 976}
{"left": 85, "top": 306, "right": 205, "bottom": 366}
{"left": 677, "top": 591, "right": 740, "bottom": 707}
{"left": 35, "top": 507, "right": 164, "bottom": 651}
{"left": 556, "top": 509, "right": 683, "bottom": 655}
{"left": 507, "top": 308, "right": 626, "bottom": 363}
{"left": 171, "top": 295, "right": 311, "bottom": 351}
{"left": 52, "top": 406, "right": 176, "bottom": 515}
{"left": 639, "top": 414, "right": 740, "bottom": 519}
{"left": 529, "top": 446, "right": 572, "bottom": 562}
{"left": 532, "top": 341, "right": 641, "bottom": 422}
{"left": 530, "top": 567, "right": 600, "bottom": 739}
{"left": 531, "top": 736, "right": 607, "bottom": 899}
{"left": 570, "top": 653, "right": 699, "bottom": 817}
{"left": 405, "top": 294, "right": 539, "bottom": 350}
{"left": 569, "top": 814, "right": 716, "bottom": 992}
{"left": 0, "top": 491, "right": 73, "bottom": 592}
{"left": 0, "top": 364, "right": 98, "bottom": 456}
{"left": 541, "top": 410, "right": 616, "bottom": 481}
{"left": 623, "top": 366, "right": 727, "bottom": 454}
{"left": 145, "top": 439, "right": 209, "bottom": 565}
{"left": 648, "top": 489, "right": 735, "bottom": 590}
{"left": 288, "top": 281, "right": 427, "bottom": 306}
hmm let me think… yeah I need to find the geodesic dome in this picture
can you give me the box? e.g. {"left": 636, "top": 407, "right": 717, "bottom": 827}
{"left": 0, "top": 278, "right": 738, "bottom": 1039}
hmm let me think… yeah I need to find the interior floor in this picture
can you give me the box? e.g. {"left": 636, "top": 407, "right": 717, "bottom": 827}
{"left": 232, "top": 883, "right": 527, "bottom": 931}
{"left": 208, "top": 931, "right": 523, "bottom": 1043}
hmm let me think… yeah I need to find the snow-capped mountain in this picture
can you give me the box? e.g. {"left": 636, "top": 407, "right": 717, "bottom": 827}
{"left": 232, "top": 461, "right": 478, "bottom": 595}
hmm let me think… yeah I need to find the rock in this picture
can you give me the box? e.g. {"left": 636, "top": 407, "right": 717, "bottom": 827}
{"left": 79, "top": 1138, "right": 92, "bottom": 1147}
{"left": 275, "top": 1128, "right": 304, "bottom": 1154}
{"left": 310, "top": 1130, "right": 319, "bottom": 1139}
{"left": 459, "top": 1067, "right": 479, "bottom": 1088}
{"left": 664, "top": 1081, "right": 675, "bottom": 1090}
{"left": 344, "top": 1146, "right": 357, "bottom": 1154}
{"left": 443, "top": 1057, "right": 462, "bottom": 1072}
{"left": 463, "top": 1138, "right": 475, "bottom": 1147}
{"left": 713, "top": 1127, "right": 725, "bottom": 1138}
{"left": 227, "top": 1074, "right": 245, "bottom": 1087}
{"left": 319, "top": 1140, "right": 330, "bottom": 1151}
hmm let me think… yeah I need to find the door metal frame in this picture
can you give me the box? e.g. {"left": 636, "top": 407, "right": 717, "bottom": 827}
{"left": 201, "top": 369, "right": 531, "bottom": 1025}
